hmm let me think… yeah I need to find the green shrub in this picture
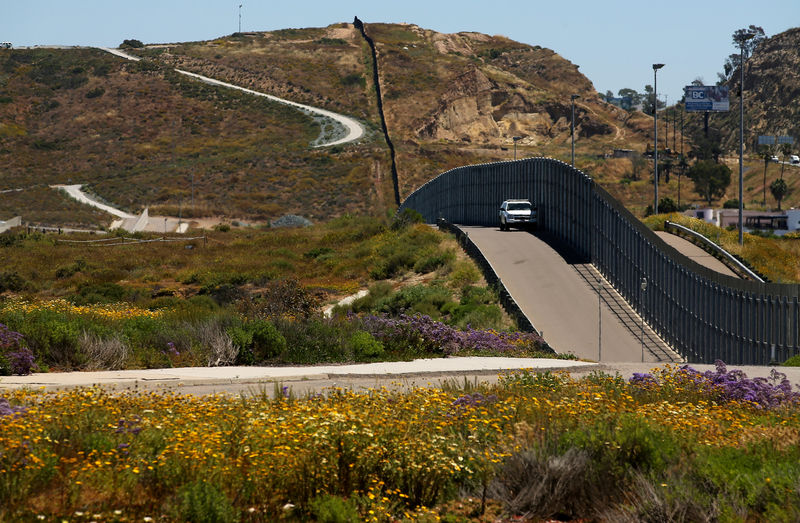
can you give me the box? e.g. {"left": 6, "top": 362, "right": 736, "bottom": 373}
{"left": 782, "top": 354, "right": 800, "bottom": 366}
{"left": 85, "top": 86, "right": 105, "bottom": 98}
{"left": 377, "top": 284, "right": 452, "bottom": 317}
{"left": 277, "top": 318, "right": 356, "bottom": 363}
{"left": 350, "top": 330, "right": 384, "bottom": 359}
{"left": 0, "top": 271, "right": 27, "bottom": 293}
{"left": 344, "top": 281, "right": 394, "bottom": 314}
{"left": 413, "top": 248, "right": 455, "bottom": 273}
{"left": 448, "top": 261, "right": 480, "bottom": 289}
{"left": 55, "top": 259, "right": 87, "bottom": 279}
{"left": 174, "top": 481, "right": 238, "bottom": 523}
{"left": 249, "top": 319, "right": 286, "bottom": 361}
{"left": 391, "top": 208, "right": 424, "bottom": 231}
{"left": 18, "top": 316, "right": 84, "bottom": 368}
{"left": 70, "top": 282, "right": 130, "bottom": 305}
{"left": 309, "top": 494, "right": 360, "bottom": 523}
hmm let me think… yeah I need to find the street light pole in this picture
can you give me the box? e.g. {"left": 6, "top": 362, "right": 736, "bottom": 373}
{"left": 238, "top": 4, "right": 242, "bottom": 33}
{"left": 652, "top": 64, "right": 665, "bottom": 215}
{"left": 571, "top": 94, "right": 579, "bottom": 167}
{"left": 739, "top": 32, "right": 755, "bottom": 246}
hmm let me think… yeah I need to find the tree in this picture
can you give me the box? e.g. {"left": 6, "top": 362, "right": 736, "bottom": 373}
{"left": 120, "top": 39, "right": 144, "bottom": 48}
{"left": 617, "top": 88, "right": 642, "bottom": 110}
{"left": 630, "top": 154, "right": 648, "bottom": 181}
{"left": 770, "top": 178, "right": 788, "bottom": 210}
{"left": 732, "top": 26, "right": 766, "bottom": 59}
{"left": 689, "top": 160, "right": 732, "bottom": 205}
{"left": 689, "top": 128, "right": 723, "bottom": 163}
{"left": 641, "top": 85, "right": 665, "bottom": 115}
{"left": 677, "top": 155, "right": 689, "bottom": 207}
{"left": 661, "top": 157, "right": 673, "bottom": 184}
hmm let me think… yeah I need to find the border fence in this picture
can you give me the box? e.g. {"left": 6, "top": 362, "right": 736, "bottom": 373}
{"left": 399, "top": 157, "right": 800, "bottom": 364}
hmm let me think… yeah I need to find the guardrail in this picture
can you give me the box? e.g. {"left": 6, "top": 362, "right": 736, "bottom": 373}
{"left": 663, "top": 220, "right": 764, "bottom": 282}
{"left": 400, "top": 157, "right": 800, "bottom": 364}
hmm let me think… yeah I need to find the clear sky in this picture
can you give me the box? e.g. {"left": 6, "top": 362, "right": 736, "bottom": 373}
{"left": 2, "top": 0, "right": 798, "bottom": 106}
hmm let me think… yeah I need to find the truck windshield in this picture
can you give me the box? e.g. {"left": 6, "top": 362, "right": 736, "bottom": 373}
{"left": 508, "top": 203, "right": 531, "bottom": 211}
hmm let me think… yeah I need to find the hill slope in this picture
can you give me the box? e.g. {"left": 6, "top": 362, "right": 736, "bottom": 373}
{"left": 0, "top": 23, "right": 682, "bottom": 228}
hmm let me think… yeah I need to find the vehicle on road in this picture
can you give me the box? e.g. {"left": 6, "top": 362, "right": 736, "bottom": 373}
{"left": 771, "top": 155, "right": 780, "bottom": 163}
{"left": 499, "top": 199, "right": 537, "bottom": 231}
{"left": 0, "top": 42, "right": 12, "bottom": 49}
{"left": 791, "top": 155, "right": 800, "bottom": 165}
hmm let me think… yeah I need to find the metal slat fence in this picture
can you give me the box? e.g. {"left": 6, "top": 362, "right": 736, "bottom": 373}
{"left": 400, "top": 157, "right": 800, "bottom": 364}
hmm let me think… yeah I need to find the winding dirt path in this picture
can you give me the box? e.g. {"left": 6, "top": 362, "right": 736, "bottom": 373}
{"left": 98, "top": 47, "right": 365, "bottom": 147}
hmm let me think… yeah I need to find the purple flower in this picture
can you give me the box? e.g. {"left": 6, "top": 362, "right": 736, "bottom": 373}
{"left": 629, "top": 360, "right": 800, "bottom": 409}
{"left": 0, "top": 398, "right": 28, "bottom": 419}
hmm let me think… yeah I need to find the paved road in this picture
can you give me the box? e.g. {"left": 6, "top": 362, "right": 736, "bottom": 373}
{"left": 4, "top": 359, "right": 799, "bottom": 397}
{"left": 98, "top": 47, "right": 364, "bottom": 147}
{"left": 461, "top": 226, "right": 677, "bottom": 363}
{"left": 655, "top": 231, "right": 739, "bottom": 278}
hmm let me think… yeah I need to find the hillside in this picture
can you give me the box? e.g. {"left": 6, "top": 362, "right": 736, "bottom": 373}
{"left": 2, "top": 21, "right": 753, "bottom": 229}
{"left": 0, "top": 44, "right": 393, "bottom": 227}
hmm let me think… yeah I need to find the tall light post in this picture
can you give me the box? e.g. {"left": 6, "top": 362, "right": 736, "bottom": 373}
{"left": 571, "top": 94, "right": 579, "bottom": 166}
{"left": 652, "top": 64, "right": 665, "bottom": 215}
{"left": 238, "top": 4, "right": 242, "bottom": 33}
{"left": 738, "top": 32, "right": 755, "bottom": 245}
{"left": 512, "top": 136, "right": 521, "bottom": 160}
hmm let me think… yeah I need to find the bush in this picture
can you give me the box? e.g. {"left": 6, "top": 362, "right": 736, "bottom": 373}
{"left": 80, "top": 332, "right": 129, "bottom": 370}
{"left": 85, "top": 86, "right": 105, "bottom": 99}
{"left": 249, "top": 319, "right": 287, "bottom": 361}
{"left": 120, "top": 39, "right": 144, "bottom": 48}
{"left": 391, "top": 208, "right": 424, "bottom": 231}
{"left": 174, "top": 481, "right": 238, "bottom": 523}
{"left": 350, "top": 330, "right": 384, "bottom": 359}
{"left": 376, "top": 284, "right": 452, "bottom": 318}
{"left": 309, "top": 494, "right": 360, "bottom": 523}
{"left": 490, "top": 447, "right": 602, "bottom": 520}
{"left": 658, "top": 197, "right": 679, "bottom": 213}
{"left": 782, "top": 354, "right": 800, "bottom": 366}
{"left": 724, "top": 199, "right": 742, "bottom": 209}
{"left": 448, "top": 261, "right": 481, "bottom": 289}
{"left": 0, "top": 271, "right": 27, "bottom": 293}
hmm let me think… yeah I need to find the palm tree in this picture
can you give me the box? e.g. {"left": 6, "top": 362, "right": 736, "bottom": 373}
{"left": 759, "top": 144, "right": 775, "bottom": 207}
{"left": 770, "top": 178, "right": 788, "bottom": 211}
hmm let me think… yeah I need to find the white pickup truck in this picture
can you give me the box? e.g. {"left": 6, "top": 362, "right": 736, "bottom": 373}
{"left": 499, "top": 199, "right": 537, "bottom": 231}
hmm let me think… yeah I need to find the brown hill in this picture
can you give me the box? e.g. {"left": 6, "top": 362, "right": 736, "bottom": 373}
{"left": 0, "top": 23, "right": 667, "bottom": 228}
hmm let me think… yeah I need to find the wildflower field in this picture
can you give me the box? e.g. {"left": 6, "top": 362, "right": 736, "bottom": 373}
{"left": 2, "top": 362, "right": 800, "bottom": 522}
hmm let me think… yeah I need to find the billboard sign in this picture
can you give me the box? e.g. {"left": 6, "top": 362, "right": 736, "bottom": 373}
{"left": 684, "top": 86, "right": 729, "bottom": 112}
{"left": 778, "top": 136, "right": 795, "bottom": 145}
{"left": 758, "top": 136, "right": 776, "bottom": 145}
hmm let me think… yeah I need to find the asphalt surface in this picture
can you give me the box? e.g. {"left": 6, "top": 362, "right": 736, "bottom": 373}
{"left": 461, "top": 226, "right": 678, "bottom": 363}
{"left": 655, "top": 231, "right": 738, "bottom": 278}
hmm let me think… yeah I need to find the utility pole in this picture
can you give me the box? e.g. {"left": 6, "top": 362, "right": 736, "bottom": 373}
{"left": 238, "top": 4, "right": 242, "bottom": 33}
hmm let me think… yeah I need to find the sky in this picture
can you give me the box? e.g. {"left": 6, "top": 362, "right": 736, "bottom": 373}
{"left": 2, "top": 0, "right": 798, "bottom": 105}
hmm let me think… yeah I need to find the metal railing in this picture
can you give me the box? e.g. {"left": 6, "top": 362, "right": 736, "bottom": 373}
{"left": 400, "top": 157, "right": 800, "bottom": 364}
